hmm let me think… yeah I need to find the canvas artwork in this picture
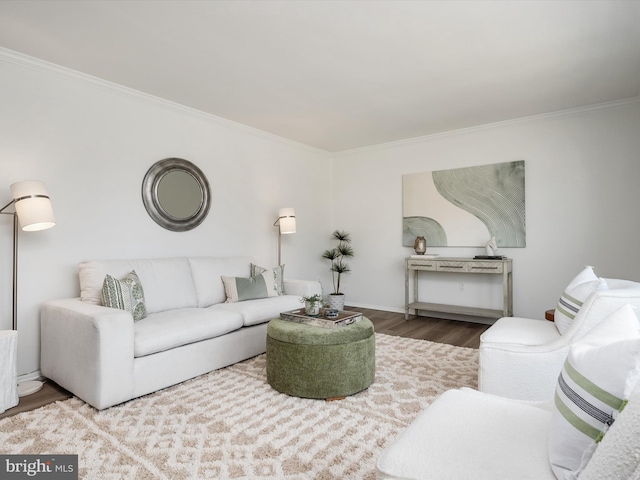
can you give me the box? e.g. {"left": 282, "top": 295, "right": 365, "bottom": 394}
{"left": 402, "top": 160, "right": 525, "bottom": 248}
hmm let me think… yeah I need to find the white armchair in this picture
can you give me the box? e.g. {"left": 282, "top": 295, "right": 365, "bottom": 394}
{"left": 478, "top": 279, "right": 640, "bottom": 401}
{"left": 376, "top": 384, "right": 640, "bottom": 480}
{"left": 377, "top": 388, "right": 556, "bottom": 480}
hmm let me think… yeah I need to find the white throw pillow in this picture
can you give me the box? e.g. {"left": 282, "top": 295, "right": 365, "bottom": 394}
{"left": 548, "top": 304, "right": 640, "bottom": 480}
{"left": 250, "top": 263, "right": 285, "bottom": 295}
{"left": 554, "top": 266, "right": 608, "bottom": 335}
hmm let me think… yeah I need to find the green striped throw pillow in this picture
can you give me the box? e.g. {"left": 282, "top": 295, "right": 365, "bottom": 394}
{"left": 549, "top": 304, "right": 640, "bottom": 479}
{"left": 554, "top": 266, "right": 607, "bottom": 335}
{"left": 222, "top": 270, "right": 279, "bottom": 303}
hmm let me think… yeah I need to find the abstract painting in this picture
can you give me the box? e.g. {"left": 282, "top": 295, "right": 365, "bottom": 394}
{"left": 402, "top": 160, "right": 525, "bottom": 247}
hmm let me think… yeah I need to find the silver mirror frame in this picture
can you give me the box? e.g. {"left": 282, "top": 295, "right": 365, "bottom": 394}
{"left": 142, "top": 158, "right": 211, "bottom": 232}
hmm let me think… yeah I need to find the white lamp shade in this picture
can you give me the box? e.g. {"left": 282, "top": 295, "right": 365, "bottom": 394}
{"left": 10, "top": 181, "right": 56, "bottom": 232}
{"left": 278, "top": 207, "right": 296, "bottom": 234}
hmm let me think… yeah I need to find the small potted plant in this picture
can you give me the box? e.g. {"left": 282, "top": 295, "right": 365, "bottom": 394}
{"left": 300, "top": 294, "right": 324, "bottom": 316}
{"left": 322, "top": 230, "right": 354, "bottom": 311}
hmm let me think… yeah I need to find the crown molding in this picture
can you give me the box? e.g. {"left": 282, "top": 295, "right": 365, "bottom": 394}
{"left": 0, "top": 47, "right": 330, "bottom": 157}
{"left": 2, "top": 47, "right": 637, "bottom": 159}
{"left": 334, "top": 96, "right": 640, "bottom": 157}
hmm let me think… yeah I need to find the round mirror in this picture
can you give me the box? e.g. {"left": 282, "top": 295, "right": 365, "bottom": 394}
{"left": 142, "top": 158, "right": 211, "bottom": 231}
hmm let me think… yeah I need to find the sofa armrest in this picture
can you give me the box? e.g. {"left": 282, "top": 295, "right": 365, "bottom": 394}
{"left": 480, "top": 317, "right": 566, "bottom": 353}
{"left": 478, "top": 317, "right": 571, "bottom": 402}
{"left": 41, "top": 298, "right": 135, "bottom": 410}
{"left": 284, "top": 279, "right": 322, "bottom": 297}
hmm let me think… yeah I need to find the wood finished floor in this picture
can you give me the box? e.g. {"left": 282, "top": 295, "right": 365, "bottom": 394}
{"left": 0, "top": 307, "right": 490, "bottom": 419}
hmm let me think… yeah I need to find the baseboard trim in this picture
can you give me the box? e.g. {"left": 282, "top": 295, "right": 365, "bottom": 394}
{"left": 18, "top": 370, "right": 43, "bottom": 383}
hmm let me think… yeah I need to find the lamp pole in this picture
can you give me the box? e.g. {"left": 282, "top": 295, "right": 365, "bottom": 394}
{"left": 0, "top": 200, "right": 19, "bottom": 330}
{"left": 1, "top": 181, "right": 56, "bottom": 397}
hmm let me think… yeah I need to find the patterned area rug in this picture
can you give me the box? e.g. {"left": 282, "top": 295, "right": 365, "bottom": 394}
{"left": 0, "top": 333, "right": 478, "bottom": 479}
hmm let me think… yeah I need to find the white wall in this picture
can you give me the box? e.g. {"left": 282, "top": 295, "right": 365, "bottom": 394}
{"left": 3, "top": 49, "right": 640, "bottom": 378}
{"left": 0, "top": 53, "right": 332, "bottom": 376}
{"left": 332, "top": 99, "right": 640, "bottom": 320}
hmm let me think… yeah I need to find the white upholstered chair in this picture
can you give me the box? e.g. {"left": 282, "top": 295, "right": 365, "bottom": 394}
{"left": 376, "top": 384, "right": 640, "bottom": 480}
{"left": 478, "top": 279, "right": 640, "bottom": 402}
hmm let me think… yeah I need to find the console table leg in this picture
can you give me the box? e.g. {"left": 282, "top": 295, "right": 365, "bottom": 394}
{"left": 405, "top": 265, "right": 409, "bottom": 320}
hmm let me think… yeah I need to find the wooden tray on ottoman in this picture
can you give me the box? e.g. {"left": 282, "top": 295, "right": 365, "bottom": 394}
{"left": 279, "top": 309, "right": 362, "bottom": 329}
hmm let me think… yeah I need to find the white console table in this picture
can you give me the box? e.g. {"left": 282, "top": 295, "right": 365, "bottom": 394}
{"left": 405, "top": 257, "right": 513, "bottom": 321}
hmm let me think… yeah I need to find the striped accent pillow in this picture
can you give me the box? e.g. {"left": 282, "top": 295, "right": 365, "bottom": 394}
{"left": 101, "top": 270, "right": 147, "bottom": 321}
{"left": 554, "top": 266, "right": 608, "bottom": 335}
{"left": 222, "top": 270, "right": 279, "bottom": 303}
{"left": 250, "top": 263, "right": 285, "bottom": 296}
{"left": 549, "top": 304, "right": 640, "bottom": 479}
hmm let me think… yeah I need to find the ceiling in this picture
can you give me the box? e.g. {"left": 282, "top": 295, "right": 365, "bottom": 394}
{"left": 0, "top": 0, "right": 639, "bottom": 152}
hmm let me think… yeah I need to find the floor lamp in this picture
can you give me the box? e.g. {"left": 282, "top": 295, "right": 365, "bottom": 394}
{"left": 273, "top": 207, "right": 296, "bottom": 265}
{"left": 0, "top": 181, "right": 56, "bottom": 397}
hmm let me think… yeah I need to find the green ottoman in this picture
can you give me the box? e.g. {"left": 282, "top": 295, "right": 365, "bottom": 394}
{"left": 266, "top": 317, "right": 375, "bottom": 399}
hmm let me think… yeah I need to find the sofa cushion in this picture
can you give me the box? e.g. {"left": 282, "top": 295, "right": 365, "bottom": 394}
{"left": 555, "top": 266, "right": 608, "bottom": 335}
{"left": 188, "top": 256, "right": 255, "bottom": 308}
{"left": 133, "top": 308, "right": 244, "bottom": 357}
{"left": 549, "top": 304, "right": 640, "bottom": 479}
{"left": 212, "top": 294, "right": 303, "bottom": 327}
{"left": 101, "top": 270, "right": 147, "bottom": 321}
{"left": 480, "top": 316, "right": 561, "bottom": 345}
{"left": 80, "top": 257, "right": 198, "bottom": 314}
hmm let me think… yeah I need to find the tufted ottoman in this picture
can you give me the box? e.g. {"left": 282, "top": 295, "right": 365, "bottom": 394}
{"left": 266, "top": 317, "right": 375, "bottom": 399}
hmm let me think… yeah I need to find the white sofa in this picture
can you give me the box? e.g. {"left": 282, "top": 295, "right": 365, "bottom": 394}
{"left": 41, "top": 256, "right": 321, "bottom": 410}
